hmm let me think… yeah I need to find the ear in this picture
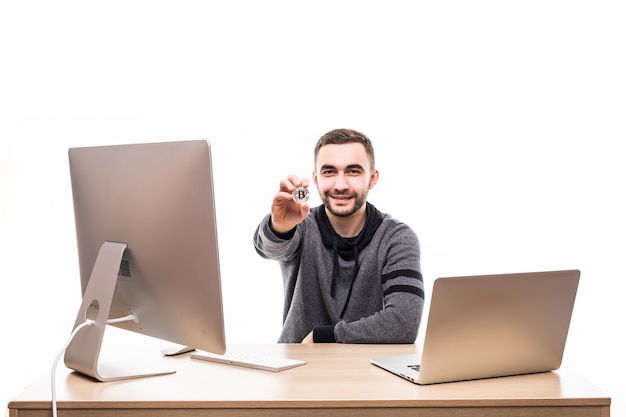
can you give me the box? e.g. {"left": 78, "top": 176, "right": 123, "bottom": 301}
{"left": 312, "top": 171, "right": 319, "bottom": 188}
{"left": 369, "top": 169, "right": 379, "bottom": 189}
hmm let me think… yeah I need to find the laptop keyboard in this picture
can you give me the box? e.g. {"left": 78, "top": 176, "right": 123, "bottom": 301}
{"left": 408, "top": 364, "right": 421, "bottom": 371}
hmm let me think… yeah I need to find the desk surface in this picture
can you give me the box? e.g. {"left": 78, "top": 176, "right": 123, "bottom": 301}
{"left": 8, "top": 343, "right": 610, "bottom": 417}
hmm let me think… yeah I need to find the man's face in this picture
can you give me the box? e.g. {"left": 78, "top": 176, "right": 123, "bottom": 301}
{"left": 313, "top": 143, "right": 378, "bottom": 218}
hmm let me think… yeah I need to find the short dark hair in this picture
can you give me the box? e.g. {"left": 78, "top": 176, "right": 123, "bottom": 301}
{"left": 314, "top": 128, "right": 375, "bottom": 169}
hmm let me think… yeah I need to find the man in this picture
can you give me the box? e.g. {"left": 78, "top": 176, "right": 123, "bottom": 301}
{"left": 253, "top": 128, "right": 424, "bottom": 343}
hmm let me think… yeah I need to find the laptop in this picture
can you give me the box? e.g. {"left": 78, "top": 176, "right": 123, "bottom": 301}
{"left": 371, "top": 269, "right": 580, "bottom": 385}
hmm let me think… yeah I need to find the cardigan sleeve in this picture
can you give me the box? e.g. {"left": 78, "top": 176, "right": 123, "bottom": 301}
{"left": 333, "top": 222, "right": 425, "bottom": 344}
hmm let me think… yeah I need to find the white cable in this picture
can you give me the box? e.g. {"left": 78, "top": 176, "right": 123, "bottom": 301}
{"left": 50, "top": 313, "right": 139, "bottom": 417}
{"left": 106, "top": 313, "right": 138, "bottom": 324}
{"left": 51, "top": 320, "right": 93, "bottom": 417}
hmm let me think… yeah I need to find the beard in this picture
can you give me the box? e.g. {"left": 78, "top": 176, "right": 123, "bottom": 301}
{"left": 320, "top": 190, "right": 367, "bottom": 218}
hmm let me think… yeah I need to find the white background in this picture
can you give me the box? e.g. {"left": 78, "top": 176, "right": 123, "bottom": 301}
{"left": 1, "top": 1, "right": 624, "bottom": 415}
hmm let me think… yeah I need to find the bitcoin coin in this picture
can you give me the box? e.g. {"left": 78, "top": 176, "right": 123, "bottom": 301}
{"left": 292, "top": 186, "right": 310, "bottom": 204}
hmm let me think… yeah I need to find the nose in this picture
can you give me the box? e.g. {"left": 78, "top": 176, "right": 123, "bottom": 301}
{"left": 334, "top": 172, "right": 348, "bottom": 190}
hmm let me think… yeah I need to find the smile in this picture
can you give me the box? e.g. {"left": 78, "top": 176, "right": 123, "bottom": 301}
{"left": 330, "top": 194, "right": 353, "bottom": 201}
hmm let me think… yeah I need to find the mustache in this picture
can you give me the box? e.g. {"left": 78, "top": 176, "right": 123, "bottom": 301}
{"left": 326, "top": 191, "right": 356, "bottom": 198}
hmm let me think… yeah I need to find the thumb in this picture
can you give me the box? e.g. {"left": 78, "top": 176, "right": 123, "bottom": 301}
{"left": 299, "top": 203, "right": 310, "bottom": 219}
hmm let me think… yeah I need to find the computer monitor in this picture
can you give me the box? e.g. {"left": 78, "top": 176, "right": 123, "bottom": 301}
{"left": 64, "top": 140, "right": 226, "bottom": 381}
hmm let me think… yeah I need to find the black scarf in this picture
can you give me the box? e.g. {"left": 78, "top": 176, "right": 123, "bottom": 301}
{"left": 315, "top": 202, "right": 384, "bottom": 317}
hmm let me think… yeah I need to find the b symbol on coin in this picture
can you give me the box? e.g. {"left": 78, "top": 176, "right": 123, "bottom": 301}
{"left": 292, "top": 186, "right": 310, "bottom": 204}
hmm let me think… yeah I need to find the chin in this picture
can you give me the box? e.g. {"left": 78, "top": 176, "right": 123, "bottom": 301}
{"left": 328, "top": 204, "right": 358, "bottom": 218}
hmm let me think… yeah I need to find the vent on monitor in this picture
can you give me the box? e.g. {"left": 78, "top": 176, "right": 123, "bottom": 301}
{"left": 118, "top": 259, "right": 131, "bottom": 278}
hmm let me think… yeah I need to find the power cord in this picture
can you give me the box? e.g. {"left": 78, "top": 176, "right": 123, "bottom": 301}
{"left": 50, "top": 313, "right": 138, "bottom": 417}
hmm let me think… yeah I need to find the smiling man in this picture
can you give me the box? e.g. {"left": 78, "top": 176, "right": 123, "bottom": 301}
{"left": 253, "top": 128, "right": 424, "bottom": 344}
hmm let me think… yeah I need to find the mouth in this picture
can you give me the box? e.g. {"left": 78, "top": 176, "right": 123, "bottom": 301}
{"left": 329, "top": 194, "right": 353, "bottom": 203}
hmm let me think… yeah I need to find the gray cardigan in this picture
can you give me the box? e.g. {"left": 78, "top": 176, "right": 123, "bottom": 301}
{"left": 253, "top": 204, "right": 424, "bottom": 343}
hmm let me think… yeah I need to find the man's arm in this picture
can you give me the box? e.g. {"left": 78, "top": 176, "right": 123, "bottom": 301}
{"left": 312, "top": 224, "right": 424, "bottom": 344}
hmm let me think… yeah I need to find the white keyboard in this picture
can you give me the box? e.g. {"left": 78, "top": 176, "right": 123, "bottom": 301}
{"left": 191, "top": 350, "right": 306, "bottom": 372}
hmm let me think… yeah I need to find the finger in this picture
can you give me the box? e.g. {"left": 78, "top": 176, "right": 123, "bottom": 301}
{"left": 285, "top": 175, "right": 309, "bottom": 189}
{"left": 299, "top": 203, "right": 310, "bottom": 218}
{"left": 286, "top": 174, "right": 301, "bottom": 187}
{"left": 279, "top": 178, "right": 297, "bottom": 193}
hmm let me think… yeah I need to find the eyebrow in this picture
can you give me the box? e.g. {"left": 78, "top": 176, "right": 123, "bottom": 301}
{"left": 319, "top": 164, "right": 365, "bottom": 171}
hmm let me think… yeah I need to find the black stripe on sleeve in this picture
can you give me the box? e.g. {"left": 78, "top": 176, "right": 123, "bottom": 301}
{"left": 381, "top": 269, "right": 423, "bottom": 284}
{"left": 383, "top": 285, "right": 425, "bottom": 299}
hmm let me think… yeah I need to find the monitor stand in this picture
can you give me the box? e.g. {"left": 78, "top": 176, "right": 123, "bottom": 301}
{"left": 64, "top": 241, "right": 176, "bottom": 382}
{"left": 161, "top": 345, "right": 196, "bottom": 356}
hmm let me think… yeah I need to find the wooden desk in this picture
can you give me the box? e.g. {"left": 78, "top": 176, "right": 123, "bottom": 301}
{"left": 8, "top": 343, "right": 610, "bottom": 417}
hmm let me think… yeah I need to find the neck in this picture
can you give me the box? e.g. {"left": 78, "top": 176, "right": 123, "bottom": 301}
{"left": 326, "top": 206, "right": 367, "bottom": 238}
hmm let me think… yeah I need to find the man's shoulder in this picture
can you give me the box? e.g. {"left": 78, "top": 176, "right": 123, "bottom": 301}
{"left": 378, "top": 212, "right": 418, "bottom": 238}
{"left": 377, "top": 210, "right": 410, "bottom": 227}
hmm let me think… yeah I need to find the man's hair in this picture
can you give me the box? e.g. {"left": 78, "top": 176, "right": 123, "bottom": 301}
{"left": 314, "top": 128, "right": 375, "bottom": 169}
